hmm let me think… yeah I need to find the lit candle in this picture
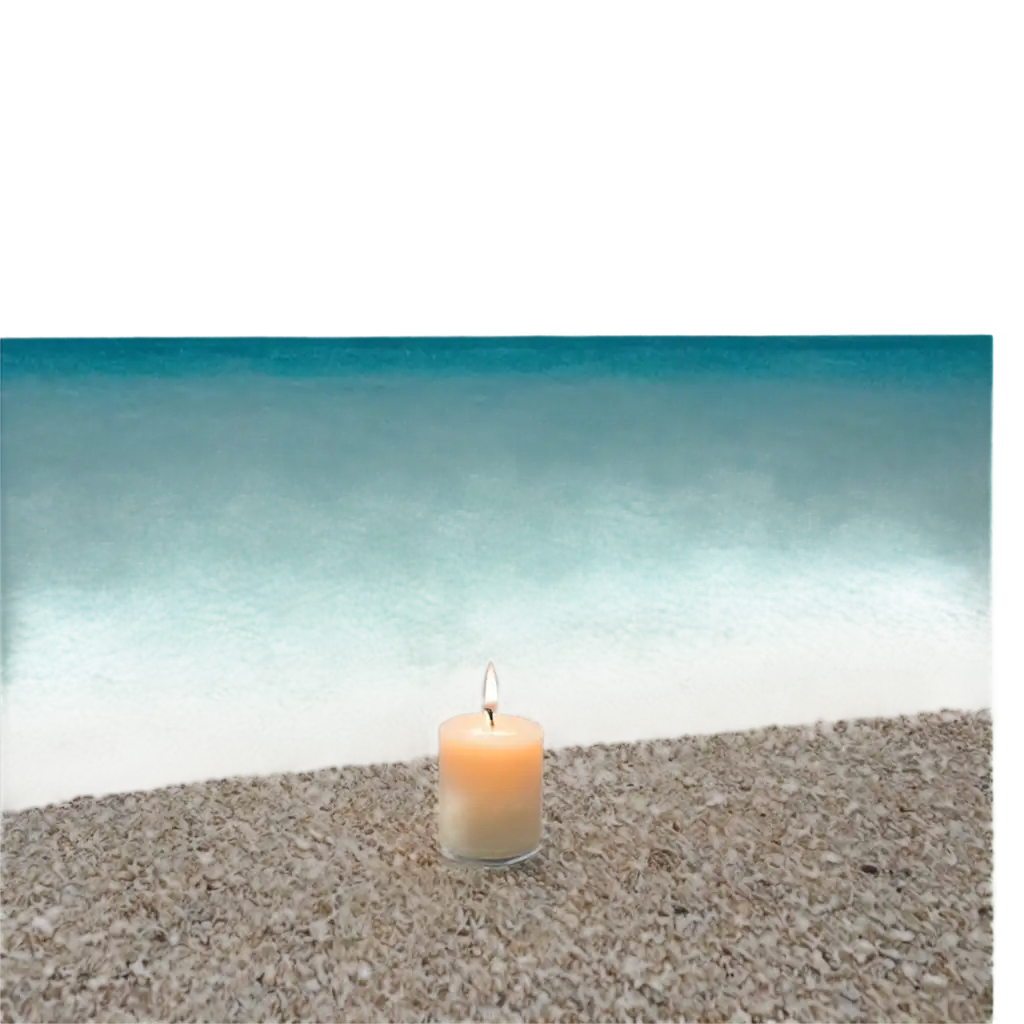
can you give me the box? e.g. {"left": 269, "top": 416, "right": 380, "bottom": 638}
{"left": 438, "top": 662, "right": 544, "bottom": 866}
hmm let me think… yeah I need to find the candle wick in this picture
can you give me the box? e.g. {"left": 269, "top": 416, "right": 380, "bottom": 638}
{"left": 487, "top": 708, "right": 495, "bottom": 727}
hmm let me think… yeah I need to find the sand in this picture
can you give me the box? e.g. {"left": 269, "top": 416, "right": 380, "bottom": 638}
{"left": 1, "top": 710, "right": 991, "bottom": 1023}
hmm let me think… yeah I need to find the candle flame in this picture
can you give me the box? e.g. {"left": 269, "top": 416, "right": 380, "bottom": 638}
{"left": 482, "top": 661, "right": 499, "bottom": 726}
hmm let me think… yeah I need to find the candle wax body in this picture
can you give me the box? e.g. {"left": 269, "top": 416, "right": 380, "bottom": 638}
{"left": 438, "top": 713, "right": 543, "bottom": 862}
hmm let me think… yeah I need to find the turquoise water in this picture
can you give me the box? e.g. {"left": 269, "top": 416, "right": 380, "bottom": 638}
{"left": 0, "top": 337, "right": 991, "bottom": 809}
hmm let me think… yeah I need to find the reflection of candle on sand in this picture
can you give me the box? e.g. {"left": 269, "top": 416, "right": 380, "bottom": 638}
{"left": 438, "top": 662, "right": 543, "bottom": 866}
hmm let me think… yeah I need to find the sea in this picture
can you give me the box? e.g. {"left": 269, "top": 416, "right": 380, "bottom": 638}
{"left": 0, "top": 337, "right": 992, "bottom": 810}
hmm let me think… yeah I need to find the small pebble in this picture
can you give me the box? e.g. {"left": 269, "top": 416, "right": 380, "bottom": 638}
{"left": 902, "top": 962, "right": 919, "bottom": 983}
{"left": 31, "top": 916, "right": 54, "bottom": 937}
{"left": 852, "top": 939, "right": 875, "bottom": 964}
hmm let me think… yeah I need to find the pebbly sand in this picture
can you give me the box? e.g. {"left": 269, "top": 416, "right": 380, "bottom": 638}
{"left": 1, "top": 710, "right": 992, "bottom": 1023}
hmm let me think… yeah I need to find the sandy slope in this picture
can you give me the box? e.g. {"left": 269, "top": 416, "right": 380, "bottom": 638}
{"left": 1, "top": 710, "right": 992, "bottom": 1023}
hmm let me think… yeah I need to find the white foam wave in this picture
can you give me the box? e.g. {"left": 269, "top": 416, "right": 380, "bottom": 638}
{"left": 2, "top": 602, "right": 991, "bottom": 811}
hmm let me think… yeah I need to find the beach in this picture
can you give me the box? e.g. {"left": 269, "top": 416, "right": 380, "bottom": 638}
{"left": 0, "top": 709, "right": 992, "bottom": 1023}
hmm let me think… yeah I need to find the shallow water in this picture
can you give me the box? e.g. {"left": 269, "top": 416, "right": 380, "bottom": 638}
{"left": 0, "top": 337, "right": 991, "bottom": 810}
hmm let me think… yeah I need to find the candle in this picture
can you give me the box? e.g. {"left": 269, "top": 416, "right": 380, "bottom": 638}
{"left": 438, "top": 662, "right": 544, "bottom": 866}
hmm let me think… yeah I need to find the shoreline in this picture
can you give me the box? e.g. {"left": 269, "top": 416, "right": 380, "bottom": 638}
{"left": 1, "top": 709, "right": 992, "bottom": 1023}
{"left": 0, "top": 696, "right": 991, "bottom": 815}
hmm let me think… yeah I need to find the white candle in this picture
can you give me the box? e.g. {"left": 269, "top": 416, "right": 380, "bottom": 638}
{"left": 438, "top": 662, "right": 543, "bottom": 865}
